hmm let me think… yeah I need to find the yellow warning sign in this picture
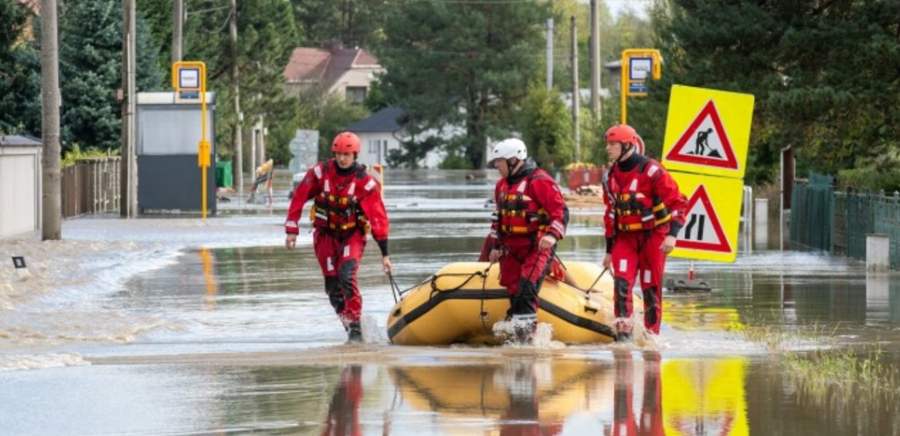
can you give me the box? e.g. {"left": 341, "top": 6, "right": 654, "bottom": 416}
{"left": 662, "top": 85, "right": 754, "bottom": 179}
{"left": 670, "top": 172, "right": 743, "bottom": 263}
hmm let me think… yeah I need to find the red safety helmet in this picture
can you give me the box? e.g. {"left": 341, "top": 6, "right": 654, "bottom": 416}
{"left": 605, "top": 124, "right": 644, "bottom": 155}
{"left": 332, "top": 132, "right": 360, "bottom": 154}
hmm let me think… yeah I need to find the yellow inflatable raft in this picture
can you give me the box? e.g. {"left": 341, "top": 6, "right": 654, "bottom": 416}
{"left": 386, "top": 261, "right": 643, "bottom": 345}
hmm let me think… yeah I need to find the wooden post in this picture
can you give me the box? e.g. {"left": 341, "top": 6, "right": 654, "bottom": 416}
{"left": 40, "top": 0, "right": 61, "bottom": 240}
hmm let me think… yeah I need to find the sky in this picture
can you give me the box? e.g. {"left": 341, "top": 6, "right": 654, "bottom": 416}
{"left": 581, "top": 0, "right": 652, "bottom": 19}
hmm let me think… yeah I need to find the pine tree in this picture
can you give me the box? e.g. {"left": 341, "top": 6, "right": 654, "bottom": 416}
{"left": 290, "top": 0, "right": 387, "bottom": 48}
{"left": 0, "top": 1, "right": 41, "bottom": 135}
{"left": 58, "top": 0, "right": 163, "bottom": 151}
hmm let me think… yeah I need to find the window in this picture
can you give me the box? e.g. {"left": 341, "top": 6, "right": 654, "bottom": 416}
{"left": 346, "top": 87, "right": 367, "bottom": 105}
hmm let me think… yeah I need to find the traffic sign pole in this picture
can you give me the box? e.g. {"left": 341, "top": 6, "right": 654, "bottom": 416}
{"left": 172, "top": 61, "right": 210, "bottom": 218}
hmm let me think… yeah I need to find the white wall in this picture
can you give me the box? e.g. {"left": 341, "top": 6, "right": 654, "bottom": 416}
{"left": 329, "top": 66, "right": 384, "bottom": 100}
{"left": 356, "top": 132, "right": 400, "bottom": 167}
{"left": 0, "top": 147, "right": 41, "bottom": 239}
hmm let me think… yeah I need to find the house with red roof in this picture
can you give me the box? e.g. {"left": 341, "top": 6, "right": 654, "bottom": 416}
{"left": 283, "top": 42, "right": 383, "bottom": 105}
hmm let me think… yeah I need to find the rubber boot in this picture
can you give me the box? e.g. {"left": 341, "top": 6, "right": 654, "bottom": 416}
{"left": 347, "top": 321, "right": 363, "bottom": 343}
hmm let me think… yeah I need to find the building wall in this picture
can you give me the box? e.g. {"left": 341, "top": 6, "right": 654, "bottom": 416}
{"left": 357, "top": 132, "right": 399, "bottom": 167}
{"left": 328, "top": 67, "right": 384, "bottom": 103}
{"left": 0, "top": 147, "right": 41, "bottom": 239}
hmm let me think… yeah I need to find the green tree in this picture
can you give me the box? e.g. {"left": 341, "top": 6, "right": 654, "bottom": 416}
{"left": 290, "top": 0, "right": 388, "bottom": 48}
{"left": 377, "top": 0, "right": 552, "bottom": 169}
{"left": 0, "top": 1, "right": 40, "bottom": 135}
{"left": 57, "top": 0, "right": 163, "bottom": 151}
{"left": 518, "top": 83, "right": 573, "bottom": 171}
{"left": 387, "top": 136, "right": 442, "bottom": 170}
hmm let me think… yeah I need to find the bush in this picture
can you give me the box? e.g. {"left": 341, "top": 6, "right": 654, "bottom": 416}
{"left": 836, "top": 168, "right": 900, "bottom": 194}
{"left": 61, "top": 144, "right": 118, "bottom": 167}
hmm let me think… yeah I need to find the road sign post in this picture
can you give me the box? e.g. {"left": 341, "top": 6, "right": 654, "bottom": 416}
{"left": 172, "top": 61, "right": 210, "bottom": 218}
{"left": 620, "top": 49, "right": 662, "bottom": 124}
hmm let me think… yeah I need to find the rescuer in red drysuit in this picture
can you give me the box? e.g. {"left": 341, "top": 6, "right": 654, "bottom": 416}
{"left": 486, "top": 138, "right": 569, "bottom": 344}
{"left": 601, "top": 124, "right": 687, "bottom": 342}
{"left": 285, "top": 132, "right": 392, "bottom": 343}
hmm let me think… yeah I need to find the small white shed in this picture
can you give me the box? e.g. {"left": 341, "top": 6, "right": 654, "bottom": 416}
{"left": 0, "top": 135, "right": 42, "bottom": 239}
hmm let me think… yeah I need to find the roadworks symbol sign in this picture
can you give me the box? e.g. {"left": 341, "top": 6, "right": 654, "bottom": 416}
{"left": 665, "top": 100, "right": 739, "bottom": 170}
{"left": 669, "top": 171, "right": 743, "bottom": 263}
{"left": 677, "top": 184, "right": 730, "bottom": 253}
{"left": 661, "top": 85, "right": 755, "bottom": 179}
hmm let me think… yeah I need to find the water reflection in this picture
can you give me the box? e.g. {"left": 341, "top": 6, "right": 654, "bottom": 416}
{"left": 662, "top": 359, "right": 748, "bottom": 436}
{"left": 322, "top": 365, "right": 364, "bottom": 436}
{"left": 389, "top": 358, "right": 598, "bottom": 434}
{"left": 610, "top": 351, "right": 663, "bottom": 436}
{"left": 291, "top": 353, "right": 751, "bottom": 436}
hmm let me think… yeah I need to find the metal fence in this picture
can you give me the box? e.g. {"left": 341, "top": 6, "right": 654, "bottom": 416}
{"left": 61, "top": 157, "right": 121, "bottom": 218}
{"left": 874, "top": 191, "right": 900, "bottom": 270}
{"left": 794, "top": 171, "right": 900, "bottom": 269}
{"left": 832, "top": 192, "right": 876, "bottom": 260}
{"left": 790, "top": 173, "right": 833, "bottom": 251}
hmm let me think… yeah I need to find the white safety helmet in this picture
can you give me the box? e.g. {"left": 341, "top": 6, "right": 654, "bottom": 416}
{"left": 490, "top": 138, "right": 528, "bottom": 163}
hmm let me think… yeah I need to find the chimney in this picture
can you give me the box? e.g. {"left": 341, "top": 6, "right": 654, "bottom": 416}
{"left": 323, "top": 40, "right": 344, "bottom": 52}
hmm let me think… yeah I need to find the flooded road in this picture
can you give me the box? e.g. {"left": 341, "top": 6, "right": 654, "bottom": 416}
{"left": 1, "top": 170, "right": 899, "bottom": 435}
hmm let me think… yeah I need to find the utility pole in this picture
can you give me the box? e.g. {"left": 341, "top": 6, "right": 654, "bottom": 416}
{"left": 546, "top": 18, "right": 553, "bottom": 91}
{"left": 230, "top": 0, "right": 244, "bottom": 195}
{"left": 590, "top": 0, "right": 601, "bottom": 121}
{"left": 120, "top": 0, "right": 137, "bottom": 217}
{"left": 570, "top": 16, "right": 580, "bottom": 163}
{"left": 172, "top": 0, "right": 183, "bottom": 63}
{"left": 40, "top": 0, "right": 61, "bottom": 240}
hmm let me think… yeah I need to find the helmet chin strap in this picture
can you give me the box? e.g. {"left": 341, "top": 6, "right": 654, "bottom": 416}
{"left": 615, "top": 143, "right": 634, "bottom": 164}
{"left": 506, "top": 157, "right": 525, "bottom": 175}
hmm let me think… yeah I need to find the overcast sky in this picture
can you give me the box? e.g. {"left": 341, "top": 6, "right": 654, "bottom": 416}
{"left": 581, "top": 0, "right": 651, "bottom": 19}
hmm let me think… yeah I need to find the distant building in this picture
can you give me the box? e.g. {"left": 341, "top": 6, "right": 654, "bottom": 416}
{"left": 344, "top": 106, "right": 406, "bottom": 167}
{"left": 604, "top": 60, "right": 623, "bottom": 91}
{"left": 0, "top": 135, "right": 42, "bottom": 239}
{"left": 283, "top": 42, "right": 383, "bottom": 104}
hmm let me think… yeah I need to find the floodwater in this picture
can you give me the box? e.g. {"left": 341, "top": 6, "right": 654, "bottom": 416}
{"left": 2, "top": 169, "right": 900, "bottom": 436}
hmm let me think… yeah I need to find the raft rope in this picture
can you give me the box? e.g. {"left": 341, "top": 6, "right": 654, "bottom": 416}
{"left": 388, "top": 272, "right": 404, "bottom": 304}
{"left": 585, "top": 267, "right": 611, "bottom": 296}
{"left": 389, "top": 264, "right": 498, "bottom": 304}
{"left": 479, "top": 262, "right": 495, "bottom": 334}
{"left": 428, "top": 264, "right": 495, "bottom": 298}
